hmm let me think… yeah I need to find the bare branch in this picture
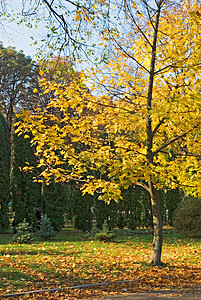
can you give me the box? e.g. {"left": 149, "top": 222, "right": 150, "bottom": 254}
{"left": 141, "top": 0, "right": 157, "bottom": 30}
{"left": 152, "top": 128, "right": 196, "bottom": 157}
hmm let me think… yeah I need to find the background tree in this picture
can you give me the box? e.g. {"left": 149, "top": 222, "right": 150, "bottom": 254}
{"left": 43, "top": 182, "right": 66, "bottom": 232}
{"left": 37, "top": 56, "right": 77, "bottom": 108}
{"left": 95, "top": 198, "right": 117, "bottom": 230}
{"left": 12, "top": 129, "right": 41, "bottom": 228}
{"left": 0, "top": 43, "right": 39, "bottom": 173}
{"left": 0, "top": 112, "right": 9, "bottom": 232}
{"left": 160, "top": 189, "right": 181, "bottom": 226}
{"left": 122, "top": 186, "right": 152, "bottom": 230}
{"left": 65, "top": 182, "right": 93, "bottom": 232}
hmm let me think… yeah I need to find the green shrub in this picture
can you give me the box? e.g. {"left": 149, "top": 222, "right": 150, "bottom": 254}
{"left": 95, "top": 220, "right": 115, "bottom": 242}
{"left": 173, "top": 197, "right": 201, "bottom": 237}
{"left": 36, "top": 215, "right": 57, "bottom": 240}
{"left": 13, "top": 219, "right": 34, "bottom": 244}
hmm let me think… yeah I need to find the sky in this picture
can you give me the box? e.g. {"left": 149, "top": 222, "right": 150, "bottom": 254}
{"left": 1, "top": 21, "right": 40, "bottom": 57}
{"left": 0, "top": 0, "right": 46, "bottom": 58}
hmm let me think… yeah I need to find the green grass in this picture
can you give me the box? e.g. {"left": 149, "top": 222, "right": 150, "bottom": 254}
{"left": 0, "top": 228, "right": 200, "bottom": 297}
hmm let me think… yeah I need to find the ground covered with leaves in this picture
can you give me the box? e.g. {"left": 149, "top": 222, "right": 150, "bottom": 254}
{"left": 0, "top": 229, "right": 200, "bottom": 299}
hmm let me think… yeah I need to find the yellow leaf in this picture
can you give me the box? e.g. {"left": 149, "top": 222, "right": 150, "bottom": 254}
{"left": 39, "top": 70, "right": 44, "bottom": 76}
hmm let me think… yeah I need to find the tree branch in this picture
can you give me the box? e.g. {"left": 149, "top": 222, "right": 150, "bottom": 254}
{"left": 124, "top": 0, "right": 153, "bottom": 48}
{"left": 134, "top": 181, "right": 150, "bottom": 193}
{"left": 152, "top": 117, "right": 165, "bottom": 138}
{"left": 152, "top": 128, "right": 196, "bottom": 157}
{"left": 112, "top": 36, "right": 150, "bottom": 73}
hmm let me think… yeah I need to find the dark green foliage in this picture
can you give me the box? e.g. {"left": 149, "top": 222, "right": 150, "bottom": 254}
{"left": 173, "top": 197, "right": 201, "bottom": 237}
{"left": 95, "top": 220, "right": 115, "bottom": 242}
{"left": 43, "top": 183, "right": 66, "bottom": 232}
{"left": 73, "top": 215, "right": 88, "bottom": 231}
{"left": 159, "top": 189, "right": 181, "bottom": 226}
{"left": 166, "top": 189, "right": 181, "bottom": 226}
{"left": 0, "top": 112, "right": 10, "bottom": 232}
{"left": 122, "top": 186, "right": 152, "bottom": 229}
{"left": 95, "top": 185, "right": 152, "bottom": 230}
{"left": 66, "top": 183, "right": 92, "bottom": 232}
{"left": 12, "top": 130, "right": 41, "bottom": 229}
{"left": 36, "top": 215, "right": 57, "bottom": 240}
{"left": 95, "top": 199, "right": 117, "bottom": 230}
{"left": 65, "top": 183, "right": 180, "bottom": 231}
{"left": 13, "top": 219, "right": 34, "bottom": 244}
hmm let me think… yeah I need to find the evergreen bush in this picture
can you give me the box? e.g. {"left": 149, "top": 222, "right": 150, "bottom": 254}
{"left": 127, "top": 216, "right": 137, "bottom": 230}
{"left": 13, "top": 219, "right": 34, "bottom": 244}
{"left": 36, "top": 215, "right": 57, "bottom": 240}
{"left": 173, "top": 197, "right": 201, "bottom": 237}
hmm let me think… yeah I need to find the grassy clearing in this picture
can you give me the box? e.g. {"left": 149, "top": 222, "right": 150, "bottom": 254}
{"left": 0, "top": 228, "right": 200, "bottom": 299}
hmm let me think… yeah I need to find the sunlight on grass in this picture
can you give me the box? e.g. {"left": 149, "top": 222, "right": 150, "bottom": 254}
{"left": 0, "top": 229, "right": 200, "bottom": 298}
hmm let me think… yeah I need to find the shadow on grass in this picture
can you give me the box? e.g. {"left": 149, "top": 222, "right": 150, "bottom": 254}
{"left": 0, "top": 268, "right": 37, "bottom": 292}
{"left": 1, "top": 228, "right": 200, "bottom": 249}
{"left": 0, "top": 248, "right": 83, "bottom": 256}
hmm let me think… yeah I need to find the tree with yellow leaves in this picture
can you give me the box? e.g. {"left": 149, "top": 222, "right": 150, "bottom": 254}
{"left": 17, "top": 1, "right": 201, "bottom": 265}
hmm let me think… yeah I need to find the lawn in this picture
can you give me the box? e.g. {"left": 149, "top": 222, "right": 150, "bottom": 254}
{"left": 0, "top": 228, "right": 200, "bottom": 299}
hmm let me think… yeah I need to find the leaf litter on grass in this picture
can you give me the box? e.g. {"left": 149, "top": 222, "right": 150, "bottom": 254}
{"left": 0, "top": 231, "right": 200, "bottom": 299}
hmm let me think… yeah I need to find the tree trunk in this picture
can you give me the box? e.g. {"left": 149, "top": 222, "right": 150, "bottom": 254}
{"left": 145, "top": 3, "right": 163, "bottom": 266}
{"left": 149, "top": 180, "right": 163, "bottom": 265}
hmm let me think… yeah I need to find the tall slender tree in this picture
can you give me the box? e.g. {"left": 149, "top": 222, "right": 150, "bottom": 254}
{"left": 12, "top": 129, "right": 41, "bottom": 228}
{"left": 0, "top": 112, "right": 9, "bottom": 232}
